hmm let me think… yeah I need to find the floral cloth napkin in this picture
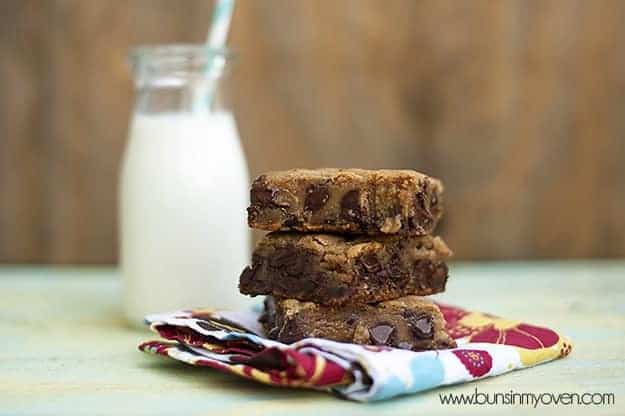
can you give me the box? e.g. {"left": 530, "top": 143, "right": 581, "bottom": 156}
{"left": 139, "top": 303, "right": 572, "bottom": 402}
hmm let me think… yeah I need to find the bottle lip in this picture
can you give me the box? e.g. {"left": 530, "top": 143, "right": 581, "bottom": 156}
{"left": 130, "top": 43, "right": 234, "bottom": 64}
{"left": 130, "top": 44, "right": 235, "bottom": 85}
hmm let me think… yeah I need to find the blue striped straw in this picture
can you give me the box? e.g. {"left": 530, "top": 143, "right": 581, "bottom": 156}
{"left": 196, "top": 0, "right": 235, "bottom": 112}
{"left": 207, "top": 0, "right": 235, "bottom": 48}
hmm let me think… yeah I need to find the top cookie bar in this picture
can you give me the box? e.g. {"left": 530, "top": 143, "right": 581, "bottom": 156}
{"left": 247, "top": 168, "right": 443, "bottom": 235}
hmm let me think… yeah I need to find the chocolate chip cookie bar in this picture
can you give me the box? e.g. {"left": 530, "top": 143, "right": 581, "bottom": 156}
{"left": 239, "top": 232, "right": 451, "bottom": 306}
{"left": 247, "top": 169, "right": 443, "bottom": 235}
{"left": 260, "top": 295, "right": 456, "bottom": 351}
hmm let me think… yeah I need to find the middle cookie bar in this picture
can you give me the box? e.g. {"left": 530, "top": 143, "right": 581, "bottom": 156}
{"left": 239, "top": 232, "right": 452, "bottom": 306}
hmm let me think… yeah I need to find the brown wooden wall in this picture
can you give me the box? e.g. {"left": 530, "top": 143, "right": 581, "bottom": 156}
{"left": 1, "top": 0, "right": 624, "bottom": 264}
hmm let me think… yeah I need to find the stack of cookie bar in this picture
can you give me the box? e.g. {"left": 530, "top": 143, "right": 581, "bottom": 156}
{"left": 239, "top": 169, "right": 456, "bottom": 351}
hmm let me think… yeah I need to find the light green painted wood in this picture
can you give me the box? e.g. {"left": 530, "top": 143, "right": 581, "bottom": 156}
{"left": 1, "top": 262, "right": 624, "bottom": 415}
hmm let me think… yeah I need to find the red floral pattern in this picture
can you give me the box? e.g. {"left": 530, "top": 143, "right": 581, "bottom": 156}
{"left": 437, "top": 303, "right": 562, "bottom": 349}
{"left": 452, "top": 349, "right": 492, "bottom": 378}
{"left": 141, "top": 330, "right": 350, "bottom": 389}
{"left": 470, "top": 322, "right": 559, "bottom": 349}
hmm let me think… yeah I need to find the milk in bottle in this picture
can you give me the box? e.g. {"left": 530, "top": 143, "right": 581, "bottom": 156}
{"left": 119, "top": 45, "right": 251, "bottom": 325}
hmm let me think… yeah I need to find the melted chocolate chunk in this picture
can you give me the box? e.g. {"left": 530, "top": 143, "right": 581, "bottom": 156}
{"left": 387, "top": 252, "right": 403, "bottom": 277}
{"left": 345, "top": 313, "right": 359, "bottom": 326}
{"left": 247, "top": 206, "right": 259, "bottom": 222}
{"left": 297, "top": 278, "right": 318, "bottom": 294}
{"left": 304, "top": 184, "right": 329, "bottom": 212}
{"left": 403, "top": 310, "right": 433, "bottom": 339}
{"left": 412, "top": 182, "right": 435, "bottom": 230}
{"left": 340, "top": 190, "right": 361, "bottom": 220}
{"left": 252, "top": 187, "right": 276, "bottom": 205}
{"left": 415, "top": 191, "right": 427, "bottom": 211}
{"left": 413, "top": 317, "right": 433, "bottom": 337}
{"left": 413, "top": 260, "right": 448, "bottom": 289}
{"left": 369, "top": 324, "right": 395, "bottom": 345}
{"left": 270, "top": 247, "right": 298, "bottom": 269}
{"left": 239, "top": 265, "right": 257, "bottom": 282}
{"left": 432, "top": 261, "right": 448, "bottom": 280}
{"left": 270, "top": 247, "right": 316, "bottom": 278}
{"left": 326, "top": 285, "right": 353, "bottom": 298}
{"left": 358, "top": 252, "right": 382, "bottom": 274}
{"left": 282, "top": 215, "right": 299, "bottom": 227}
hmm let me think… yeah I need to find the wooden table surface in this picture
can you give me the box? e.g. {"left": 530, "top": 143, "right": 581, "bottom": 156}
{"left": 1, "top": 262, "right": 624, "bottom": 415}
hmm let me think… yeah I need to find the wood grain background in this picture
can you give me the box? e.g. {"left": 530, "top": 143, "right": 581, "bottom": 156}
{"left": 1, "top": 0, "right": 624, "bottom": 264}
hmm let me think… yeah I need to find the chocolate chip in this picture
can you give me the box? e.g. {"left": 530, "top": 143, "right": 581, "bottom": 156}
{"left": 247, "top": 206, "right": 259, "bottom": 222}
{"left": 270, "top": 247, "right": 299, "bottom": 269}
{"left": 432, "top": 261, "right": 448, "bottom": 281}
{"left": 414, "top": 260, "right": 447, "bottom": 289}
{"left": 369, "top": 324, "right": 395, "bottom": 345}
{"left": 282, "top": 215, "right": 299, "bottom": 227}
{"left": 326, "top": 285, "right": 352, "bottom": 298}
{"left": 409, "top": 213, "right": 430, "bottom": 233}
{"left": 239, "top": 265, "right": 257, "bottom": 283}
{"left": 345, "top": 313, "right": 359, "bottom": 326}
{"left": 387, "top": 252, "right": 402, "bottom": 277}
{"left": 340, "top": 190, "right": 361, "bottom": 220}
{"left": 252, "top": 187, "right": 276, "bottom": 205}
{"left": 304, "top": 184, "right": 329, "bottom": 212}
{"left": 415, "top": 191, "right": 427, "bottom": 210}
{"left": 412, "top": 181, "right": 435, "bottom": 230}
{"left": 403, "top": 311, "right": 433, "bottom": 339}
{"left": 270, "top": 247, "right": 314, "bottom": 278}
{"left": 413, "top": 317, "right": 433, "bottom": 337}
{"left": 298, "top": 278, "right": 318, "bottom": 294}
{"left": 358, "top": 253, "right": 381, "bottom": 274}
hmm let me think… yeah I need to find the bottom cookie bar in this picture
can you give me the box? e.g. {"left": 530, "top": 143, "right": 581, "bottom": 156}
{"left": 260, "top": 296, "right": 456, "bottom": 351}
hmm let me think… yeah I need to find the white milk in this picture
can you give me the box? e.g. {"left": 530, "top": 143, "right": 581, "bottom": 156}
{"left": 120, "top": 112, "right": 251, "bottom": 325}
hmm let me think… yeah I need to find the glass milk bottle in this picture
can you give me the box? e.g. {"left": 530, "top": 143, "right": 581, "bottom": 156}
{"left": 120, "top": 45, "right": 251, "bottom": 326}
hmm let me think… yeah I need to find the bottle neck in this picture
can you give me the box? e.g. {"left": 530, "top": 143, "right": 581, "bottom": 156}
{"left": 130, "top": 45, "right": 232, "bottom": 115}
{"left": 134, "top": 80, "right": 225, "bottom": 115}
